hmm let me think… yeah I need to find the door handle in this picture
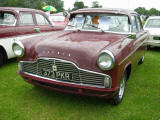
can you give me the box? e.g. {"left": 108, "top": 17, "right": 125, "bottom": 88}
{"left": 34, "top": 28, "right": 40, "bottom": 33}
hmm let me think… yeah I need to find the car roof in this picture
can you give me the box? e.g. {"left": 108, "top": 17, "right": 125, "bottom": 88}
{"left": 0, "top": 7, "right": 43, "bottom": 13}
{"left": 71, "top": 8, "right": 137, "bottom": 15}
{"left": 147, "top": 16, "right": 160, "bottom": 20}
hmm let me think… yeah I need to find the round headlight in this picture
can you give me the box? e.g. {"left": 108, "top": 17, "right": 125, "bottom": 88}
{"left": 12, "top": 41, "right": 24, "bottom": 57}
{"left": 97, "top": 50, "right": 115, "bottom": 71}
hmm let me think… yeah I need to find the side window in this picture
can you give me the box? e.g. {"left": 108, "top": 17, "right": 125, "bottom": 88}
{"left": 131, "top": 15, "right": 138, "bottom": 32}
{"left": 136, "top": 16, "right": 143, "bottom": 31}
{"left": 35, "top": 14, "right": 50, "bottom": 25}
{"left": 19, "top": 12, "right": 34, "bottom": 26}
{"left": 0, "top": 12, "right": 16, "bottom": 25}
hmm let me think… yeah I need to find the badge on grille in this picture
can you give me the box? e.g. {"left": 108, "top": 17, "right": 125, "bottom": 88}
{"left": 52, "top": 65, "right": 57, "bottom": 71}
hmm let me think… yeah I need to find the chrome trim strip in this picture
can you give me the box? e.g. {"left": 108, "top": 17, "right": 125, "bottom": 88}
{"left": 20, "top": 57, "right": 112, "bottom": 88}
{"left": 147, "top": 41, "right": 160, "bottom": 44}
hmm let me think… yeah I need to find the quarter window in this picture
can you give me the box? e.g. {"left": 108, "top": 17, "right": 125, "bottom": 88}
{"left": 19, "top": 12, "right": 34, "bottom": 25}
{"left": 35, "top": 14, "right": 50, "bottom": 25}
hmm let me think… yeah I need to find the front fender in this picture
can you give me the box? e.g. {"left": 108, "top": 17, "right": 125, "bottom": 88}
{"left": 0, "top": 37, "right": 16, "bottom": 59}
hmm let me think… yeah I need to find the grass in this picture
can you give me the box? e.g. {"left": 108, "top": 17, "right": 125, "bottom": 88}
{"left": 0, "top": 48, "right": 160, "bottom": 120}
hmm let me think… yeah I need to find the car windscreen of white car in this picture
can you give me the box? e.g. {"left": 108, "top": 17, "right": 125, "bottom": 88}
{"left": 145, "top": 19, "right": 160, "bottom": 28}
{"left": 0, "top": 12, "right": 16, "bottom": 26}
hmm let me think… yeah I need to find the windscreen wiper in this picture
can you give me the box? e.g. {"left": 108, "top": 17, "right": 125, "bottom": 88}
{"left": 67, "top": 24, "right": 75, "bottom": 27}
{"left": 86, "top": 24, "right": 105, "bottom": 32}
{"left": 66, "top": 24, "right": 81, "bottom": 31}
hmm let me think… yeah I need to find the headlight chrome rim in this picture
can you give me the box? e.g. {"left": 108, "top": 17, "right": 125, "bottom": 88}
{"left": 12, "top": 41, "right": 24, "bottom": 57}
{"left": 97, "top": 50, "right": 115, "bottom": 71}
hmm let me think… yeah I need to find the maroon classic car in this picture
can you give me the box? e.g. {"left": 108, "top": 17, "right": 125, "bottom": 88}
{"left": 13, "top": 8, "right": 148, "bottom": 105}
{"left": 0, "top": 7, "right": 62, "bottom": 65}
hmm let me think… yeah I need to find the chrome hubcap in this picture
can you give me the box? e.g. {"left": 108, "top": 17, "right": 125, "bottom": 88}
{"left": 141, "top": 56, "right": 144, "bottom": 62}
{"left": 119, "top": 75, "right": 126, "bottom": 99}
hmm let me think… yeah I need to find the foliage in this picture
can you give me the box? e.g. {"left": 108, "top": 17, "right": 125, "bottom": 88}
{"left": 72, "top": 1, "right": 88, "bottom": 11}
{"left": 148, "top": 8, "right": 159, "bottom": 16}
{"left": 0, "top": 0, "right": 64, "bottom": 12}
{"left": 135, "top": 7, "right": 147, "bottom": 15}
{"left": 91, "top": 1, "right": 102, "bottom": 8}
{"left": 135, "top": 7, "right": 160, "bottom": 16}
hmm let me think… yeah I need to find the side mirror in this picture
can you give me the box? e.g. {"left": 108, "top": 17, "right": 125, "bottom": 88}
{"left": 128, "top": 33, "right": 136, "bottom": 39}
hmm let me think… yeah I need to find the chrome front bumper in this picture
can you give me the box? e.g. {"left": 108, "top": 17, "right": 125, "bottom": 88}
{"left": 147, "top": 35, "right": 160, "bottom": 47}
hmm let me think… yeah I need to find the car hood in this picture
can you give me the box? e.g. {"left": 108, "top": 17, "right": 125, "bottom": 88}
{"left": 23, "top": 30, "right": 127, "bottom": 72}
{"left": 144, "top": 28, "right": 160, "bottom": 35}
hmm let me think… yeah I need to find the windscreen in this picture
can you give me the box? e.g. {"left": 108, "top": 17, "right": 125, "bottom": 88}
{"left": 66, "top": 13, "right": 130, "bottom": 33}
{"left": 145, "top": 19, "right": 160, "bottom": 28}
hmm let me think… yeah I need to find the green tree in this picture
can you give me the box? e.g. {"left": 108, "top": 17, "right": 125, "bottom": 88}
{"left": 134, "top": 7, "right": 160, "bottom": 16}
{"left": 135, "top": 7, "right": 147, "bottom": 15}
{"left": 148, "top": 8, "right": 159, "bottom": 16}
{"left": 0, "top": 0, "right": 64, "bottom": 12}
{"left": 72, "top": 1, "right": 88, "bottom": 11}
{"left": 92, "top": 1, "right": 102, "bottom": 8}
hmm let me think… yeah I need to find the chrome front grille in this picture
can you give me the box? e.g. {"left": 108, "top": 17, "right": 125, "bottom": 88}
{"left": 21, "top": 58, "right": 107, "bottom": 87}
{"left": 22, "top": 62, "right": 37, "bottom": 75}
{"left": 79, "top": 70, "right": 105, "bottom": 86}
{"left": 37, "top": 59, "right": 80, "bottom": 84}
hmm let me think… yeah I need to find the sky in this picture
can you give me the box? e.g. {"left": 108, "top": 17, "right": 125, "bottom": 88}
{"left": 63, "top": 0, "right": 160, "bottom": 10}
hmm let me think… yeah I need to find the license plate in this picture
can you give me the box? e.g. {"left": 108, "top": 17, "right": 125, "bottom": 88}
{"left": 41, "top": 68, "right": 72, "bottom": 80}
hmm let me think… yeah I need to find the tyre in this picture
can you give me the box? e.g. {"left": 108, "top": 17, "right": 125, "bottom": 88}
{"left": 110, "top": 71, "right": 127, "bottom": 105}
{"left": 138, "top": 55, "right": 144, "bottom": 64}
{"left": 0, "top": 51, "right": 4, "bottom": 66}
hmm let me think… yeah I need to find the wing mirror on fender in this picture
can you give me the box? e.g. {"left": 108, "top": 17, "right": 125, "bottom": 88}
{"left": 128, "top": 33, "right": 136, "bottom": 39}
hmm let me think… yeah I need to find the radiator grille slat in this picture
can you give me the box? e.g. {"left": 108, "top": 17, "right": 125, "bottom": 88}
{"left": 21, "top": 58, "right": 106, "bottom": 87}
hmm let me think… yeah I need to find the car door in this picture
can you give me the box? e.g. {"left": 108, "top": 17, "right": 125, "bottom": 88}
{"left": 35, "top": 13, "right": 54, "bottom": 32}
{"left": 15, "top": 12, "right": 36, "bottom": 36}
{"left": 131, "top": 14, "right": 148, "bottom": 66}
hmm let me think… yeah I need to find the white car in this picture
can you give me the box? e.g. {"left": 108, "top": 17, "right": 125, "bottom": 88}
{"left": 144, "top": 16, "right": 160, "bottom": 47}
{"left": 0, "top": 7, "right": 61, "bottom": 66}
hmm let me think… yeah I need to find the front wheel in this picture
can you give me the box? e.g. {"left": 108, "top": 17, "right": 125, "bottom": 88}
{"left": 110, "top": 71, "right": 127, "bottom": 105}
{"left": 138, "top": 55, "right": 144, "bottom": 64}
{"left": 0, "top": 51, "right": 4, "bottom": 66}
